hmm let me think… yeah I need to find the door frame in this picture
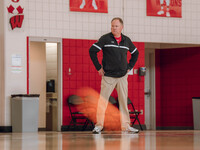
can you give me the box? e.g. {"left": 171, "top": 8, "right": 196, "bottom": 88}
{"left": 27, "top": 37, "right": 63, "bottom": 131}
{"left": 145, "top": 48, "right": 156, "bottom": 130}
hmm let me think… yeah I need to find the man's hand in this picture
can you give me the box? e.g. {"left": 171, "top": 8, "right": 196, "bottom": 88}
{"left": 98, "top": 68, "right": 105, "bottom": 76}
{"left": 127, "top": 69, "right": 130, "bottom": 73}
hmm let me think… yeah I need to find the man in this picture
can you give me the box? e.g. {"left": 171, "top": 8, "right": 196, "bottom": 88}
{"left": 89, "top": 17, "right": 139, "bottom": 134}
{"left": 157, "top": 0, "right": 170, "bottom": 17}
{"left": 80, "top": 0, "right": 98, "bottom": 10}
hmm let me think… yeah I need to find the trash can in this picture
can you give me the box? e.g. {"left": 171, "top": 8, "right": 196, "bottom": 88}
{"left": 192, "top": 97, "right": 200, "bottom": 130}
{"left": 11, "top": 94, "right": 40, "bottom": 132}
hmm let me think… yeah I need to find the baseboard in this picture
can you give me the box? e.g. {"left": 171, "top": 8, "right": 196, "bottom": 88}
{"left": 132, "top": 124, "right": 146, "bottom": 130}
{"left": 156, "top": 126, "right": 193, "bottom": 130}
{"left": 62, "top": 124, "right": 146, "bottom": 131}
{"left": 0, "top": 127, "right": 48, "bottom": 132}
{"left": 38, "top": 128, "right": 46, "bottom": 131}
{"left": 0, "top": 126, "right": 12, "bottom": 132}
{"left": 61, "top": 125, "right": 94, "bottom": 131}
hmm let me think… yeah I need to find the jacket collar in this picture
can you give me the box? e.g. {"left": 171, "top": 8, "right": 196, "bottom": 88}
{"left": 110, "top": 32, "right": 125, "bottom": 41}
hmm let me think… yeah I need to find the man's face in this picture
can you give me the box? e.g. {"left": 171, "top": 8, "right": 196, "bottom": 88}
{"left": 111, "top": 19, "right": 123, "bottom": 37}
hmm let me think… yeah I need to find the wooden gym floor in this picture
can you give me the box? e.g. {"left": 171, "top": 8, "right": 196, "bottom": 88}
{"left": 0, "top": 130, "right": 200, "bottom": 150}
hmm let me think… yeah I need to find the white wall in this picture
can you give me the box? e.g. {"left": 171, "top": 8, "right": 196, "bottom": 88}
{"left": 1, "top": 0, "right": 27, "bottom": 126}
{"left": 26, "top": 0, "right": 200, "bottom": 44}
{"left": 0, "top": 0, "right": 5, "bottom": 126}
{"left": 2, "top": 0, "right": 200, "bottom": 127}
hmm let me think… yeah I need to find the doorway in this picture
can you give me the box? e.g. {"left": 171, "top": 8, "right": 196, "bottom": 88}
{"left": 28, "top": 37, "right": 62, "bottom": 131}
{"left": 45, "top": 43, "right": 58, "bottom": 131}
{"left": 145, "top": 48, "right": 156, "bottom": 130}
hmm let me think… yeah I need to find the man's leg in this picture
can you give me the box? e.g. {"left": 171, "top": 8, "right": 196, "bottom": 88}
{"left": 80, "top": 0, "right": 85, "bottom": 9}
{"left": 95, "top": 76, "right": 117, "bottom": 128}
{"left": 115, "top": 74, "right": 130, "bottom": 130}
{"left": 92, "top": 0, "right": 98, "bottom": 10}
{"left": 157, "top": 0, "right": 165, "bottom": 15}
{"left": 166, "top": 0, "right": 170, "bottom": 6}
{"left": 116, "top": 74, "right": 139, "bottom": 133}
{"left": 166, "top": 0, "right": 170, "bottom": 17}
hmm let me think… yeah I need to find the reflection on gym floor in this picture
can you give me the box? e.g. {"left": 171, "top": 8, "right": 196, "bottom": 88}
{"left": 0, "top": 131, "right": 200, "bottom": 150}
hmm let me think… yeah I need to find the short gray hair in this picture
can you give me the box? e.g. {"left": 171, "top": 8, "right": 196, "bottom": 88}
{"left": 111, "top": 17, "right": 123, "bottom": 25}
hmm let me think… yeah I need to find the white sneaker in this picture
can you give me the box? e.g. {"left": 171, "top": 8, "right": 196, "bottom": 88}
{"left": 92, "top": 126, "right": 103, "bottom": 134}
{"left": 166, "top": 11, "right": 170, "bottom": 17}
{"left": 122, "top": 126, "right": 139, "bottom": 133}
{"left": 157, "top": 10, "right": 164, "bottom": 15}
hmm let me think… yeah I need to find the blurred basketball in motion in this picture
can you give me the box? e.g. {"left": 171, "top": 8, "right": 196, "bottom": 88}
{"left": 76, "top": 87, "right": 121, "bottom": 131}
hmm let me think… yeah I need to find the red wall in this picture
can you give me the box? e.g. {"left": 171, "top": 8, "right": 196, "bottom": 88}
{"left": 156, "top": 47, "right": 200, "bottom": 128}
{"left": 62, "top": 39, "right": 145, "bottom": 126}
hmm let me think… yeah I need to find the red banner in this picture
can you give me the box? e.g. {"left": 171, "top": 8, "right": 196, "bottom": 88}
{"left": 147, "top": 0, "right": 182, "bottom": 18}
{"left": 70, "top": 0, "right": 108, "bottom": 13}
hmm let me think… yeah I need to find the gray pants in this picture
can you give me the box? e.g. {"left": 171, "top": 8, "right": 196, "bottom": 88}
{"left": 95, "top": 74, "right": 130, "bottom": 130}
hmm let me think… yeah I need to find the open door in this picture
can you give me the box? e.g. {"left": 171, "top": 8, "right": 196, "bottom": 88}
{"left": 28, "top": 39, "right": 62, "bottom": 131}
{"left": 29, "top": 42, "right": 46, "bottom": 129}
{"left": 145, "top": 49, "right": 156, "bottom": 130}
{"left": 27, "top": 37, "right": 63, "bottom": 131}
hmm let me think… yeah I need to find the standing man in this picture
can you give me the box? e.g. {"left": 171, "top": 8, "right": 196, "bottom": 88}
{"left": 89, "top": 17, "right": 139, "bottom": 134}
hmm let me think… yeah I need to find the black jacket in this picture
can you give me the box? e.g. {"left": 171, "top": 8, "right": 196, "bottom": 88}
{"left": 89, "top": 32, "right": 139, "bottom": 77}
